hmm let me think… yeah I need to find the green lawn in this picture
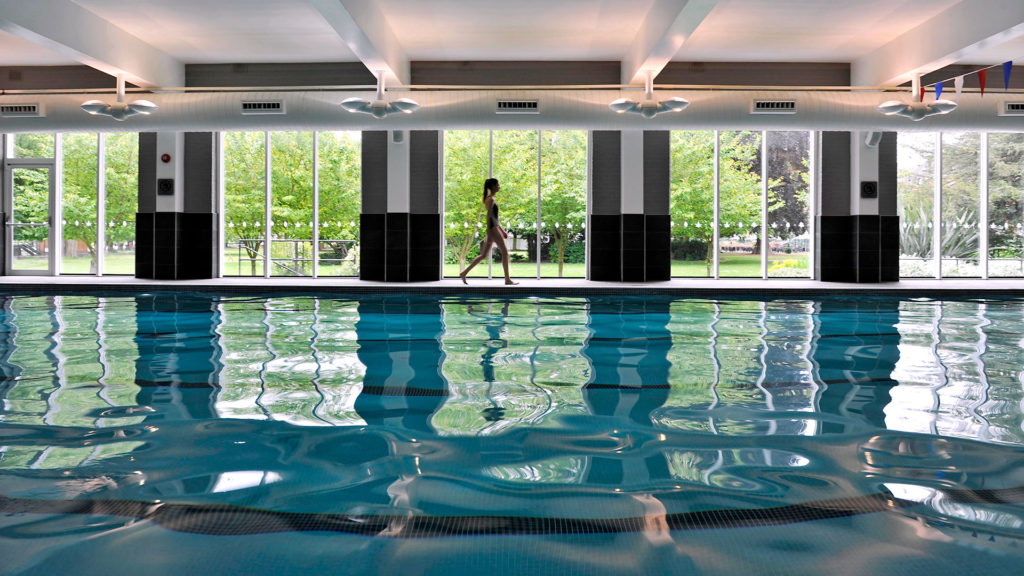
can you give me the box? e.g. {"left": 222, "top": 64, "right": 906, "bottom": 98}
{"left": 13, "top": 252, "right": 136, "bottom": 274}
{"left": 26, "top": 251, "right": 808, "bottom": 279}
{"left": 444, "top": 262, "right": 586, "bottom": 278}
{"left": 441, "top": 254, "right": 808, "bottom": 279}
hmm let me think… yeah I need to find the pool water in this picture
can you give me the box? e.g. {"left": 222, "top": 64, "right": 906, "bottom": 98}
{"left": 0, "top": 292, "right": 1022, "bottom": 575}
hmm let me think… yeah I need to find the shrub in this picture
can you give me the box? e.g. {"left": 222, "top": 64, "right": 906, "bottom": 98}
{"left": 671, "top": 238, "right": 709, "bottom": 261}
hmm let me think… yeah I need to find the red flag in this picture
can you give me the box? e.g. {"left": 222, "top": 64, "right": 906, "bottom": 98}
{"left": 919, "top": 85, "right": 925, "bottom": 102}
{"left": 979, "top": 69, "right": 987, "bottom": 97}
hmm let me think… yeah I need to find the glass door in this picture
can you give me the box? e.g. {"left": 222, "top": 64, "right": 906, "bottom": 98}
{"left": 5, "top": 162, "right": 56, "bottom": 275}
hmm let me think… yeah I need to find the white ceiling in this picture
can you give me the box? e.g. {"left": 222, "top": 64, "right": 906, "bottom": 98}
{"left": 674, "top": 0, "right": 963, "bottom": 62}
{"left": 72, "top": 0, "right": 359, "bottom": 63}
{"left": 376, "top": 0, "right": 658, "bottom": 61}
{"left": 0, "top": 0, "right": 1022, "bottom": 83}
{"left": 0, "top": 29, "right": 76, "bottom": 66}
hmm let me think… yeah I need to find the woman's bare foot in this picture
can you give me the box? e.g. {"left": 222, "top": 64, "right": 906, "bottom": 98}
{"left": 460, "top": 272, "right": 468, "bottom": 284}
{"left": 505, "top": 279, "right": 518, "bottom": 285}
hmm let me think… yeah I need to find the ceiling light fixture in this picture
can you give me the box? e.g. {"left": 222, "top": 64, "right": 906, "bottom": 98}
{"left": 81, "top": 75, "right": 158, "bottom": 121}
{"left": 609, "top": 70, "right": 689, "bottom": 118}
{"left": 877, "top": 73, "right": 957, "bottom": 121}
{"left": 341, "top": 71, "right": 419, "bottom": 118}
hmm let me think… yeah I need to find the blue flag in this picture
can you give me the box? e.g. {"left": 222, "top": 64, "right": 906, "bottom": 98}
{"left": 1004, "top": 61, "right": 1013, "bottom": 90}
{"left": 935, "top": 81, "right": 943, "bottom": 100}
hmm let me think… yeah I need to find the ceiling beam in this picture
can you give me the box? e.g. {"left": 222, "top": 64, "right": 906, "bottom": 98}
{"left": 0, "top": 0, "right": 183, "bottom": 89}
{"left": 309, "top": 0, "right": 409, "bottom": 87}
{"left": 622, "top": 0, "right": 719, "bottom": 86}
{"left": 852, "top": 0, "right": 1024, "bottom": 87}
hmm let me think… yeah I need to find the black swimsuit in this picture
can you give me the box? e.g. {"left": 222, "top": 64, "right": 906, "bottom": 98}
{"left": 487, "top": 202, "right": 499, "bottom": 229}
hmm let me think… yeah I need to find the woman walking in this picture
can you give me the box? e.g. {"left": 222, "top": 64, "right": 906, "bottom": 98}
{"left": 459, "top": 178, "right": 518, "bottom": 285}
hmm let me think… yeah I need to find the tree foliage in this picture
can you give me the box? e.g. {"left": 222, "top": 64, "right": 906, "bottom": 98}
{"left": 670, "top": 130, "right": 771, "bottom": 275}
{"left": 540, "top": 130, "right": 587, "bottom": 277}
{"left": 443, "top": 130, "right": 587, "bottom": 277}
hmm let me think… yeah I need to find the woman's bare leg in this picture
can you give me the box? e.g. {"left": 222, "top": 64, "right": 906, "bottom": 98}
{"left": 498, "top": 237, "right": 517, "bottom": 285}
{"left": 459, "top": 239, "right": 493, "bottom": 283}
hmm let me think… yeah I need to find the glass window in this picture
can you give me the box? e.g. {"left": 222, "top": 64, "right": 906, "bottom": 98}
{"left": 443, "top": 130, "right": 491, "bottom": 278}
{"left": 766, "top": 131, "right": 811, "bottom": 278}
{"left": 718, "top": 130, "right": 763, "bottom": 278}
{"left": 223, "top": 132, "right": 267, "bottom": 277}
{"left": 670, "top": 131, "right": 715, "bottom": 278}
{"left": 492, "top": 130, "right": 538, "bottom": 279}
{"left": 317, "top": 131, "right": 361, "bottom": 277}
{"left": 940, "top": 132, "right": 981, "bottom": 277}
{"left": 539, "top": 130, "right": 586, "bottom": 278}
{"left": 270, "top": 132, "right": 314, "bottom": 277}
{"left": 987, "top": 133, "right": 1024, "bottom": 277}
{"left": 60, "top": 134, "right": 99, "bottom": 274}
{"left": 897, "top": 132, "right": 937, "bottom": 277}
{"left": 12, "top": 133, "right": 55, "bottom": 158}
{"left": 103, "top": 133, "right": 138, "bottom": 275}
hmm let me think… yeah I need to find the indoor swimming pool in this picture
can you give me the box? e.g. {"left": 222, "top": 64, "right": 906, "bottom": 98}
{"left": 0, "top": 291, "right": 1022, "bottom": 575}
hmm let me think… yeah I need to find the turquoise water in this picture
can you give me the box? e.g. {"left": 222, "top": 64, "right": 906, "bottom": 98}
{"left": 0, "top": 292, "right": 1023, "bottom": 575}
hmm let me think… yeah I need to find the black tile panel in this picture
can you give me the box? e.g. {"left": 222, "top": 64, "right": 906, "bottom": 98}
{"left": 643, "top": 131, "right": 670, "bottom": 216}
{"left": 410, "top": 131, "right": 440, "bottom": 215}
{"left": 820, "top": 132, "right": 851, "bottom": 217}
{"left": 178, "top": 213, "right": 216, "bottom": 280}
{"left": 184, "top": 132, "right": 216, "bottom": 214}
{"left": 135, "top": 212, "right": 154, "bottom": 279}
{"left": 153, "top": 213, "right": 178, "bottom": 280}
{"left": 138, "top": 133, "right": 157, "bottom": 213}
{"left": 361, "top": 131, "right": 388, "bottom": 215}
{"left": 879, "top": 133, "right": 898, "bottom": 217}
{"left": 591, "top": 131, "right": 621, "bottom": 216}
{"left": 360, "top": 214, "right": 386, "bottom": 281}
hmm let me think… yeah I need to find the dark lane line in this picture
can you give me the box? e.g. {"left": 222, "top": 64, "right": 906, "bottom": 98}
{"left": 2, "top": 486, "right": 1023, "bottom": 538}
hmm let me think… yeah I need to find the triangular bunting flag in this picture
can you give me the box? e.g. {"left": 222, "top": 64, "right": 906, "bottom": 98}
{"left": 955, "top": 75, "right": 964, "bottom": 98}
{"left": 919, "top": 85, "right": 925, "bottom": 102}
{"left": 935, "top": 81, "right": 944, "bottom": 100}
{"left": 1004, "top": 61, "right": 1013, "bottom": 90}
{"left": 979, "top": 69, "right": 987, "bottom": 97}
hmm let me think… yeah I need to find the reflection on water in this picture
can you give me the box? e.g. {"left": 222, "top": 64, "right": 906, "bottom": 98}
{"left": 1, "top": 293, "right": 1023, "bottom": 575}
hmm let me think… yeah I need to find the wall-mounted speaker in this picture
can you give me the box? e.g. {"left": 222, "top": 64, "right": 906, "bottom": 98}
{"left": 157, "top": 178, "right": 174, "bottom": 195}
{"left": 860, "top": 181, "right": 878, "bottom": 198}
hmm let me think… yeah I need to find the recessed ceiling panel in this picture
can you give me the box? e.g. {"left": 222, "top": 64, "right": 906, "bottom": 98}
{"left": 674, "top": 0, "right": 962, "bottom": 62}
{"left": 377, "top": 0, "right": 658, "bottom": 61}
{"left": 72, "top": 0, "right": 360, "bottom": 63}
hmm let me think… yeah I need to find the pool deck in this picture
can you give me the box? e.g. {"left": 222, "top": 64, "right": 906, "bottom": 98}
{"left": 0, "top": 275, "right": 1020, "bottom": 296}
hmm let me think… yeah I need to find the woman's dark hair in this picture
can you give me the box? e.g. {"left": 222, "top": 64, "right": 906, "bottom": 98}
{"left": 483, "top": 178, "right": 499, "bottom": 202}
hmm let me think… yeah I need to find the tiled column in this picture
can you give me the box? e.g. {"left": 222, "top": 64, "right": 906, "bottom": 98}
{"left": 361, "top": 130, "right": 441, "bottom": 282}
{"left": 588, "top": 131, "right": 622, "bottom": 281}
{"left": 817, "top": 131, "right": 897, "bottom": 282}
{"left": 588, "top": 130, "right": 670, "bottom": 282}
{"left": 136, "top": 132, "right": 218, "bottom": 280}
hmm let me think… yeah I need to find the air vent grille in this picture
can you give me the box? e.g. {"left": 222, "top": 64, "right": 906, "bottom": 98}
{"left": 496, "top": 99, "right": 539, "bottom": 114}
{"left": 241, "top": 100, "right": 285, "bottom": 115}
{"left": 1000, "top": 102, "right": 1024, "bottom": 116}
{"left": 1, "top": 103, "right": 43, "bottom": 117}
{"left": 751, "top": 100, "right": 797, "bottom": 114}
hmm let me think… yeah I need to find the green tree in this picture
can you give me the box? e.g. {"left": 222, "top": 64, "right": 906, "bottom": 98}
{"left": 104, "top": 133, "right": 140, "bottom": 272}
{"left": 444, "top": 130, "right": 491, "bottom": 270}
{"left": 61, "top": 133, "right": 99, "bottom": 273}
{"left": 986, "top": 133, "right": 1024, "bottom": 259}
{"left": 270, "top": 131, "right": 314, "bottom": 276}
{"left": 318, "top": 131, "right": 362, "bottom": 275}
{"left": 224, "top": 132, "right": 268, "bottom": 276}
{"left": 540, "top": 131, "right": 587, "bottom": 277}
{"left": 670, "top": 130, "right": 769, "bottom": 275}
